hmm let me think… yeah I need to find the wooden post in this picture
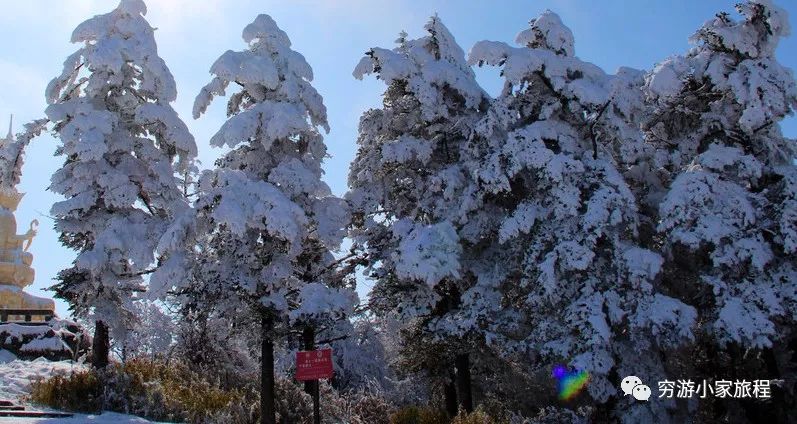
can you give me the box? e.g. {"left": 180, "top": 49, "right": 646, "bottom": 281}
{"left": 261, "top": 314, "right": 276, "bottom": 424}
{"left": 302, "top": 326, "right": 320, "bottom": 424}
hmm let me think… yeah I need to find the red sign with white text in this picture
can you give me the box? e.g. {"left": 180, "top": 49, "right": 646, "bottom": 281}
{"left": 296, "top": 349, "right": 334, "bottom": 381}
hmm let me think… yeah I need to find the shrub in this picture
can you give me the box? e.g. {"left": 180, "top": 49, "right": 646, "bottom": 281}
{"left": 387, "top": 406, "right": 509, "bottom": 424}
{"left": 390, "top": 405, "right": 449, "bottom": 424}
{"left": 274, "top": 377, "right": 314, "bottom": 424}
{"left": 110, "top": 358, "right": 242, "bottom": 421}
{"left": 30, "top": 370, "right": 103, "bottom": 413}
{"left": 29, "top": 358, "right": 245, "bottom": 422}
{"left": 451, "top": 409, "right": 500, "bottom": 424}
{"left": 343, "top": 386, "right": 397, "bottom": 424}
{"left": 31, "top": 359, "right": 532, "bottom": 424}
{"left": 524, "top": 406, "right": 590, "bottom": 424}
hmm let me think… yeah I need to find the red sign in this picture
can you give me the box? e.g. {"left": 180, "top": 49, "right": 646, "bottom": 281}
{"left": 296, "top": 348, "right": 334, "bottom": 381}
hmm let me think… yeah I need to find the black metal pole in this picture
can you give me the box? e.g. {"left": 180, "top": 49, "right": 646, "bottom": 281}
{"left": 313, "top": 380, "right": 320, "bottom": 424}
{"left": 303, "top": 327, "right": 315, "bottom": 394}
{"left": 261, "top": 314, "right": 276, "bottom": 424}
{"left": 302, "top": 325, "right": 320, "bottom": 424}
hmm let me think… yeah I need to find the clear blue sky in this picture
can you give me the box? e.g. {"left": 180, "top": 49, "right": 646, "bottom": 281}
{"left": 1, "top": 0, "right": 795, "bottom": 319}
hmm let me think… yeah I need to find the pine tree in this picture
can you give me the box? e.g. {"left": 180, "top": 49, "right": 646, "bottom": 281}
{"left": 189, "top": 15, "right": 350, "bottom": 423}
{"left": 45, "top": 0, "right": 196, "bottom": 367}
{"left": 0, "top": 117, "right": 48, "bottom": 191}
{"left": 645, "top": 1, "right": 797, "bottom": 420}
{"left": 648, "top": 0, "right": 796, "bottom": 348}
{"left": 348, "top": 16, "right": 489, "bottom": 414}
{"left": 469, "top": 11, "right": 696, "bottom": 419}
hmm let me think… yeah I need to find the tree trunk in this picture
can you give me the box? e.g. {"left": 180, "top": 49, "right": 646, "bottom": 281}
{"left": 455, "top": 353, "right": 473, "bottom": 413}
{"left": 261, "top": 315, "right": 276, "bottom": 424}
{"left": 91, "top": 320, "right": 110, "bottom": 369}
{"left": 444, "top": 369, "right": 458, "bottom": 418}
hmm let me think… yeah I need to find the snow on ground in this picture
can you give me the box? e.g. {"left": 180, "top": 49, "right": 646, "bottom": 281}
{"left": 0, "top": 412, "right": 165, "bottom": 423}
{"left": 0, "top": 349, "right": 15, "bottom": 364}
{"left": 0, "top": 350, "right": 168, "bottom": 423}
{"left": 0, "top": 351, "right": 86, "bottom": 401}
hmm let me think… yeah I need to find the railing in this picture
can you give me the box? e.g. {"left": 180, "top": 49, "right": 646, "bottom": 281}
{"left": 0, "top": 309, "right": 54, "bottom": 323}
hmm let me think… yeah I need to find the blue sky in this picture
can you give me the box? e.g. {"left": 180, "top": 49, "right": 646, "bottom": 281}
{"left": 1, "top": 0, "right": 795, "bottom": 318}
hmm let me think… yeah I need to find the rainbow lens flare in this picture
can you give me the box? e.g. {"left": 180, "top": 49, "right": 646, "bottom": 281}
{"left": 552, "top": 365, "right": 590, "bottom": 401}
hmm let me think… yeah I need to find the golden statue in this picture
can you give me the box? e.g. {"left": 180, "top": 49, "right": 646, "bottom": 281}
{"left": 0, "top": 118, "right": 55, "bottom": 320}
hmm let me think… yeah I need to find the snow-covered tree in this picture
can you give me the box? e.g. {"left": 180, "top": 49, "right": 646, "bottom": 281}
{"left": 647, "top": 0, "right": 796, "bottom": 347}
{"left": 644, "top": 2, "right": 797, "bottom": 419}
{"left": 0, "top": 116, "right": 48, "bottom": 191}
{"left": 330, "top": 316, "right": 392, "bottom": 391}
{"left": 45, "top": 0, "right": 197, "bottom": 367}
{"left": 468, "top": 11, "right": 697, "bottom": 420}
{"left": 348, "top": 16, "right": 489, "bottom": 413}
{"left": 187, "top": 14, "right": 350, "bottom": 423}
{"left": 121, "top": 300, "right": 176, "bottom": 360}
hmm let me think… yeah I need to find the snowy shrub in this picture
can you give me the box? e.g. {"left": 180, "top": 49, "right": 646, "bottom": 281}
{"left": 523, "top": 406, "right": 590, "bottom": 424}
{"left": 32, "top": 358, "right": 245, "bottom": 422}
{"left": 341, "top": 384, "right": 397, "bottom": 424}
{"left": 331, "top": 318, "right": 392, "bottom": 391}
{"left": 389, "top": 406, "right": 449, "bottom": 424}
{"left": 228, "top": 377, "right": 399, "bottom": 424}
{"left": 29, "top": 369, "right": 103, "bottom": 413}
{"left": 450, "top": 409, "right": 510, "bottom": 424}
{"left": 108, "top": 358, "right": 242, "bottom": 421}
{"left": 173, "top": 312, "right": 260, "bottom": 385}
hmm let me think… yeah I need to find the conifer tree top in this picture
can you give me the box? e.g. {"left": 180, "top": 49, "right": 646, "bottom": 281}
{"left": 353, "top": 15, "right": 486, "bottom": 119}
{"left": 193, "top": 13, "right": 329, "bottom": 150}
{"left": 515, "top": 10, "right": 575, "bottom": 56}
{"left": 53, "top": 0, "right": 176, "bottom": 104}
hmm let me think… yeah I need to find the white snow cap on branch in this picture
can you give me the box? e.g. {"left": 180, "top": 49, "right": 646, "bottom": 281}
{"left": 394, "top": 220, "right": 462, "bottom": 288}
{"left": 515, "top": 10, "right": 575, "bottom": 56}
{"left": 354, "top": 16, "right": 487, "bottom": 120}
{"left": 198, "top": 169, "right": 308, "bottom": 245}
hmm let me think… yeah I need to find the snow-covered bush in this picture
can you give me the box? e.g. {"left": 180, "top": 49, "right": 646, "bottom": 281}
{"left": 31, "top": 357, "right": 247, "bottom": 421}
{"left": 121, "top": 300, "right": 176, "bottom": 360}
{"left": 331, "top": 317, "right": 391, "bottom": 391}
{"left": 30, "top": 369, "right": 103, "bottom": 413}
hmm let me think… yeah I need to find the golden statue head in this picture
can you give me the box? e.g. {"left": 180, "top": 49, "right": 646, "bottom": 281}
{"left": 0, "top": 187, "right": 24, "bottom": 211}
